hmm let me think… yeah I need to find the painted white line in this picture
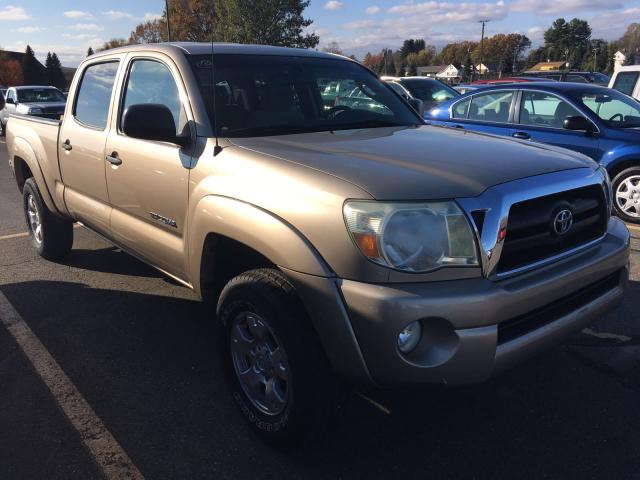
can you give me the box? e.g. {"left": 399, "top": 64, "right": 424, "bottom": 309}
{"left": 356, "top": 391, "right": 391, "bottom": 415}
{"left": 582, "top": 327, "right": 632, "bottom": 342}
{"left": 0, "top": 291, "right": 144, "bottom": 480}
{"left": 0, "top": 224, "right": 82, "bottom": 242}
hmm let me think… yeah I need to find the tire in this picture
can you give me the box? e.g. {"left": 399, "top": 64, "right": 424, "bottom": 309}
{"left": 217, "top": 268, "right": 343, "bottom": 445}
{"left": 612, "top": 166, "right": 640, "bottom": 224}
{"left": 23, "top": 177, "right": 73, "bottom": 260}
{"left": 0, "top": 120, "right": 5, "bottom": 137}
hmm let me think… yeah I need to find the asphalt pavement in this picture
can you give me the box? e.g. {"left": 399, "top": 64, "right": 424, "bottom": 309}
{"left": 1, "top": 138, "right": 640, "bottom": 479}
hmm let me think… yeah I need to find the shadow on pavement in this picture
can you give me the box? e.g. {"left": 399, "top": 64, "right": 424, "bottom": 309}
{"left": 1, "top": 279, "right": 640, "bottom": 479}
{"left": 59, "top": 247, "right": 162, "bottom": 278}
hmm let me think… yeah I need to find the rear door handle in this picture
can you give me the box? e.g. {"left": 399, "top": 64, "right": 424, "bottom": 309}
{"left": 106, "top": 152, "right": 122, "bottom": 166}
{"left": 512, "top": 131, "right": 531, "bottom": 140}
{"left": 62, "top": 139, "right": 72, "bottom": 151}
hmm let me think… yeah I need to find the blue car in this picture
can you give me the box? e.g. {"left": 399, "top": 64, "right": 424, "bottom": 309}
{"left": 429, "top": 82, "right": 640, "bottom": 223}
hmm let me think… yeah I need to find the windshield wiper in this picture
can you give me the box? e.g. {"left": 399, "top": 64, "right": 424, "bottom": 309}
{"left": 222, "top": 124, "right": 334, "bottom": 137}
{"left": 331, "top": 119, "right": 415, "bottom": 130}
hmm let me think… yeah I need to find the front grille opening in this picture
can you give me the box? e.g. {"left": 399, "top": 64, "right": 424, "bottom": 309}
{"left": 470, "top": 210, "right": 487, "bottom": 236}
{"left": 497, "top": 270, "right": 621, "bottom": 344}
{"left": 498, "top": 185, "right": 607, "bottom": 273}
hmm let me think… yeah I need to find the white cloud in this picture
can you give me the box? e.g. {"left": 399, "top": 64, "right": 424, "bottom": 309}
{"left": 388, "top": 0, "right": 506, "bottom": 21}
{"left": 0, "top": 5, "right": 31, "bottom": 21}
{"left": 366, "top": 6, "right": 381, "bottom": 15}
{"left": 63, "top": 10, "right": 93, "bottom": 19}
{"left": 589, "top": 7, "right": 640, "bottom": 40}
{"left": 62, "top": 33, "right": 100, "bottom": 40}
{"left": 13, "top": 26, "right": 44, "bottom": 33}
{"left": 69, "top": 23, "right": 104, "bottom": 32}
{"left": 4, "top": 38, "right": 105, "bottom": 66}
{"left": 511, "top": 0, "right": 623, "bottom": 15}
{"left": 102, "top": 10, "right": 134, "bottom": 20}
{"left": 344, "top": 19, "right": 376, "bottom": 30}
{"left": 527, "top": 26, "right": 544, "bottom": 44}
{"left": 324, "top": 1, "right": 344, "bottom": 10}
{"left": 144, "top": 12, "right": 162, "bottom": 21}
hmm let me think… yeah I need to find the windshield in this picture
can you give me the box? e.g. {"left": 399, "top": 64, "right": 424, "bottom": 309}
{"left": 17, "top": 88, "right": 65, "bottom": 103}
{"left": 188, "top": 54, "right": 421, "bottom": 137}
{"left": 588, "top": 72, "right": 610, "bottom": 86}
{"left": 569, "top": 89, "right": 640, "bottom": 128}
{"left": 400, "top": 79, "right": 459, "bottom": 105}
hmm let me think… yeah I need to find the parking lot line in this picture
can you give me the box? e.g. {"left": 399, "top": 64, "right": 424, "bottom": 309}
{"left": 0, "top": 291, "right": 144, "bottom": 480}
{"left": 0, "top": 224, "right": 82, "bottom": 242}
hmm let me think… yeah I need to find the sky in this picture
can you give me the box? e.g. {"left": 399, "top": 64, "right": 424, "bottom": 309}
{"left": 0, "top": 0, "right": 639, "bottom": 67}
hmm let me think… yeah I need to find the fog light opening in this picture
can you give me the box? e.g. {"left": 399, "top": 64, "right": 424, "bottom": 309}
{"left": 398, "top": 321, "right": 422, "bottom": 353}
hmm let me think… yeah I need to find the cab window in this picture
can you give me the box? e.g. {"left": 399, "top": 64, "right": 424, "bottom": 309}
{"left": 468, "top": 91, "right": 514, "bottom": 122}
{"left": 613, "top": 72, "right": 639, "bottom": 96}
{"left": 74, "top": 61, "right": 119, "bottom": 129}
{"left": 519, "top": 91, "right": 582, "bottom": 128}
{"left": 121, "top": 59, "right": 186, "bottom": 136}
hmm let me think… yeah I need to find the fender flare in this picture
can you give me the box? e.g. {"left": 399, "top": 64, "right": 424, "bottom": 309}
{"left": 11, "top": 136, "right": 60, "bottom": 215}
{"left": 188, "top": 195, "right": 333, "bottom": 294}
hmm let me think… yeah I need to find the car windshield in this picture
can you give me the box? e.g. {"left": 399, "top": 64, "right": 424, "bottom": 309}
{"left": 568, "top": 89, "right": 640, "bottom": 128}
{"left": 188, "top": 54, "right": 421, "bottom": 137}
{"left": 400, "top": 79, "right": 459, "bottom": 104}
{"left": 17, "top": 88, "right": 65, "bottom": 103}
{"left": 589, "top": 72, "right": 611, "bottom": 86}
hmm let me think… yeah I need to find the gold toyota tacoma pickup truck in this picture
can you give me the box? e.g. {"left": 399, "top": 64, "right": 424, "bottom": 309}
{"left": 6, "top": 43, "right": 630, "bottom": 443}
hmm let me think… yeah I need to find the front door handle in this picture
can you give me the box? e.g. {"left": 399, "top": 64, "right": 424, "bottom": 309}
{"left": 512, "top": 131, "right": 531, "bottom": 140}
{"left": 106, "top": 152, "right": 122, "bottom": 166}
{"left": 62, "top": 139, "right": 72, "bottom": 151}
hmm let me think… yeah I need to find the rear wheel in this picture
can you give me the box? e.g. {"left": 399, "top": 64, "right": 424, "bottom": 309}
{"left": 23, "top": 178, "right": 73, "bottom": 260}
{"left": 217, "top": 268, "right": 343, "bottom": 444}
{"left": 612, "top": 166, "right": 640, "bottom": 224}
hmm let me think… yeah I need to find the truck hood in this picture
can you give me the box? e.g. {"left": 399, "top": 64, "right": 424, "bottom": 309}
{"left": 18, "top": 101, "right": 66, "bottom": 110}
{"left": 230, "top": 125, "right": 596, "bottom": 200}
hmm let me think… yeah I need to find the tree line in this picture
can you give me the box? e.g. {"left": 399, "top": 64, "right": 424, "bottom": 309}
{"left": 0, "top": 45, "right": 67, "bottom": 89}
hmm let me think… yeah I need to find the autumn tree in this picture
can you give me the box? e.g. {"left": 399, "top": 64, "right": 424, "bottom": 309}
{"left": 323, "top": 41, "right": 343, "bottom": 55}
{"left": 470, "top": 33, "right": 530, "bottom": 74}
{"left": 98, "top": 38, "right": 131, "bottom": 51}
{"left": 0, "top": 52, "right": 23, "bottom": 86}
{"left": 130, "top": 19, "right": 166, "bottom": 44}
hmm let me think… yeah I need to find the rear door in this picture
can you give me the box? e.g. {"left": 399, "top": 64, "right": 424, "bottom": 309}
{"left": 444, "top": 89, "right": 515, "bottom": 137}
{"left": 58, "top": 58, "right": 122, "bottom": 233}
{"left": 104, "top": 53, "right": 194, "bottom": 280}
{"left": 509, "top": 89, "right": 601, "bottom": 160}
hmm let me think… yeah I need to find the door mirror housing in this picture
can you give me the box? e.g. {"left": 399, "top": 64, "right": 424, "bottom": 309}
{"left": 563, "top": 115, "right": 595, "bottom": 133}
{"left": 407, "top": 98, "right": 425, "bottom": 116}
{"left": 122, "top": 103, "right": 189, "bottom": 147}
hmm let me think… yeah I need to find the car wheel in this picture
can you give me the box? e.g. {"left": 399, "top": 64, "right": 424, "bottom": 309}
{"left": 23, "top": 178, "right": 73, "bottom": 260}
{"left": 217, "top": 268, "right": 343, "bottom": 444}
{"left": 612, "top": 167, "right": 640, "bottom": 224}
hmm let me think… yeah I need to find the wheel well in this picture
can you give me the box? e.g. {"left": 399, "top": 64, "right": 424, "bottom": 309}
{"left": 13, "top": 156, "right": 33, "bottom": 192}
{"left": 607, "top": 160, "right": 640, "bottom": 183}
{"left": 200, "top": 233, "right": 276, "bottom": 305}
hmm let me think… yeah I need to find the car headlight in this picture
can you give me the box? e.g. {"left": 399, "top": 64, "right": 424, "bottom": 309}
{"left": 598, "top": 166, "right": 612, "bottom": 217}
{"left": 343, "top": 201, "right": 479, "bottom": 272}
{"left": 28, "top": 107, "right": 43, "bottom": 114}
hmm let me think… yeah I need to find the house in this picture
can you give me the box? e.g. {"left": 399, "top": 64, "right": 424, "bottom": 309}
{"left": 475, "top": 63, "right": 490, "bottom": 75}
{"left": 525, "top": 60, "right": 568, "bottom": 73}
{"left": 614, "top": 51, "right": 627, "bottom": 72}
{"left": 416, "top": 64, "right": 460, "bottom": 82}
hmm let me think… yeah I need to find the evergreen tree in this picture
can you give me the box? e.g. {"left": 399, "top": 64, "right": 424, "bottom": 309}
{"left": 22, "top": 45, "right": 44, "bottom": 84}
{"left": 87, "top": 47, "right": 94, "bottom": 57}
{"left": 46, "top": 52, "right": 65, "bottom": 89}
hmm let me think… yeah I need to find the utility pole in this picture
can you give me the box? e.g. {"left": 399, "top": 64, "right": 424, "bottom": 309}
{"left": 478, "top": 19, "right": 490, "bottom": 78}
{"left": 593, "top": 47, "right": 599, "bottom": 72}
{"left": 165, "top": 0, "right": 171, "bottom": 41}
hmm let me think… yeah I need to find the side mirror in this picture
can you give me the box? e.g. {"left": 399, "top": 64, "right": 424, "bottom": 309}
{"left": 407, "top": 98, "right": 425, "bottom": 116}
{"left": 122, "top": 103, "right": 189, "bottom": 147}
{"left": 5, "top": 97, "right": 15, "bottom": 105}
{"left": 563, "top": 115, "right": 595, "bottom": 133}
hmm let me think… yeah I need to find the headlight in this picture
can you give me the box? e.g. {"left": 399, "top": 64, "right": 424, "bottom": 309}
{"left": 343, "top": 201, "right": 478, "bottom": 272}
{"left": 28, "top": 107, "right": 43, "bottom": 114}
{"left": 599, "top": 167, "right": 612, "bottom": 216}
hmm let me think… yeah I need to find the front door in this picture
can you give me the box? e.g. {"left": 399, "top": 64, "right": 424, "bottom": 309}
{"left": 104, "top": 55, "right": 193, "bottom": 280}
{"left": 509, "top": 90, "right": 601, "bottom": 160}
{"left": 58, "top": 60, "right": 121, "bottom": 233}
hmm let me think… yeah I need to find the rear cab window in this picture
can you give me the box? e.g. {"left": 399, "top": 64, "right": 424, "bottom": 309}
{"left": 612, "top": 72, "right": 640, "bottom": 96}
{"left": 74, "top": 61, "right": 119, "bottom": 129}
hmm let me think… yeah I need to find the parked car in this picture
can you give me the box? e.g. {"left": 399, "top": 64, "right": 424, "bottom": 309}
{"left": 521, "top": 71, "right": 610, "bottom": 86}
{"left": 453, "top": 84, "right": 486, "bottom": 94}
{"left": 381, "top": 76, "right": 459, "bottom": 114}
{"left": 6, "top": 43, "right": 629, "bottom": 442}
{"left": 0, "top": 87, "right": 6, "bottom": 110}
{"left": 609, "top": 65, "right": 640, "bottom": 101}
{"left": 470, "top": 76, "right": 555, "bottom": 85}
{"left": 0, "top": 86, "right": 66, "bottom": 136}
{"left": 430, "top": 82, "right": 640, "bottom": 223}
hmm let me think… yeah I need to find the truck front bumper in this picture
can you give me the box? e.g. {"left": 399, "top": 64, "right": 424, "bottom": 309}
{"left": 340, "top": 218, "right": 629, "bottom": 387}
{"left": 286, "top": 217, "right": 630, "bottom": 388}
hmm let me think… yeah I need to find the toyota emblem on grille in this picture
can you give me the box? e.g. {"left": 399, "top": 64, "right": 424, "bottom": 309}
{"left": 553, "top": 209, "right": 573, "bottom": 236}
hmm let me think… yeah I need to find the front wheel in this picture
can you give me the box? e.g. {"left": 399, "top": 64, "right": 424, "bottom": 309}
{"left": 217, "top": 268, "right": 343, "bottom": 444}
{"left": 23, "top": 178, "right": 73, "bottom": 259}
{"left": 612, "top": 167, "right": 640, "bottom": 224}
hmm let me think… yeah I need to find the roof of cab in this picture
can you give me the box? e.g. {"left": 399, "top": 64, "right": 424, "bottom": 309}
{"left": 456, "top": 81, "right": 614, "bottom": 96}
{"left": 87, "top": 42, "right": 350, "bottom": 61}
